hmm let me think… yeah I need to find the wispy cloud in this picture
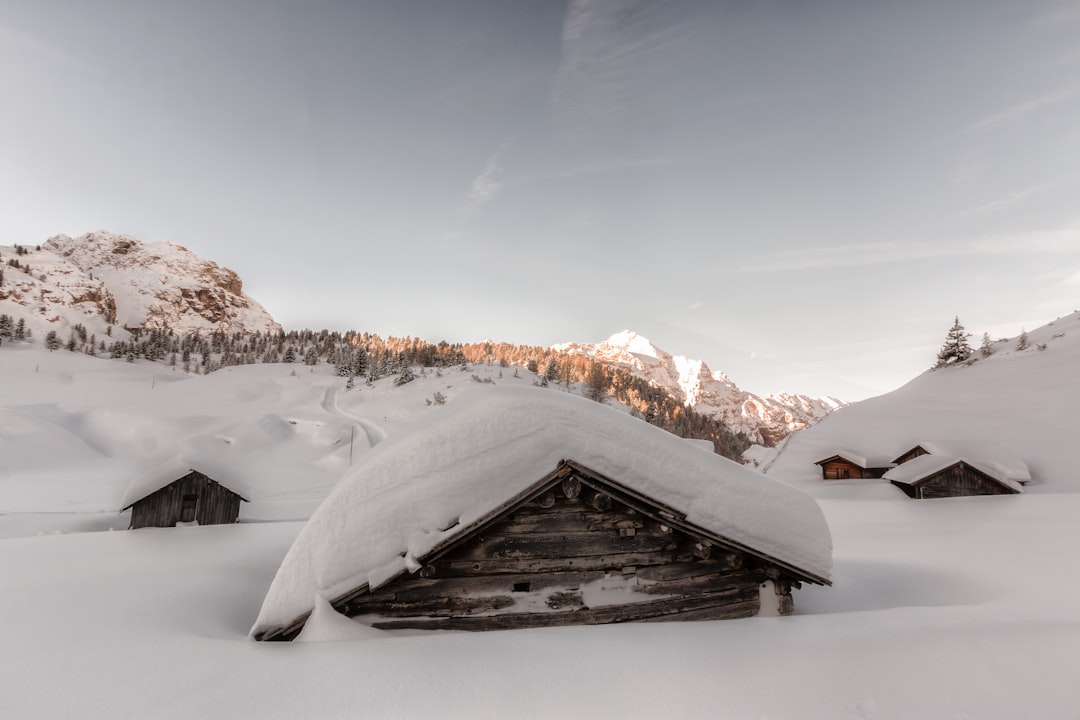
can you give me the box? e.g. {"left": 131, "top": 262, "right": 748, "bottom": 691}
{"left": 553, "top": 0, "right": 694, "bottom": 120}
{"left": 954, "top": 183, "right": 1052, "bottom": 217}
{"left": 468, "top": 150, "right": 503, "bottom": 206}
{"left": 738, "top": 223, "right": 1080, "bottom": 273}
{"left": 956, "top": 87, "right": 1077, "bottom": 135}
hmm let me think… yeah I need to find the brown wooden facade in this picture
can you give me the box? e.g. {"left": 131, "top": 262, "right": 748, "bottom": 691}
{"left": 257, "top": 460, "right": 826, "bottom": 641}
{"left": 892, "top": 445, "right": 930, "bottom": 465}
{"left": 126, "top": 470, "right": 246, "bottom": 529}
{"left": 891, "top": 461, "right": 1019, "bottom": 499}
{"left": 816, "top": 455, "right": 889, "bottom": 480}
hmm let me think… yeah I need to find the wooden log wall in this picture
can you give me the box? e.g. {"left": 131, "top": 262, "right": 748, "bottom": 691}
{"left": 338, "top": 481, "right": 797, "bottom": 631}
{"left": 917, "top": 463, "right": 1016, "bottom": 498}
{"left": 129, "top": 471, "right": 243, "bottom": 528}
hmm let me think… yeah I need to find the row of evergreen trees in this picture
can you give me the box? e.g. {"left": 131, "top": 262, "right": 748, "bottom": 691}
{"left": 0, "top": 318, "right": 751, "bottom": 460}
{"left": 934, "top": 316, "right": 1039, "bottom": 368}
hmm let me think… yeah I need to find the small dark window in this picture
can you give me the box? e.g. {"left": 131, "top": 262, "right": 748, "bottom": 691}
{"left": 180, "top": 494, "right": 198, "bottom": 522}
{"left": 513, "top": 582, "right": 531, "bottom": 593}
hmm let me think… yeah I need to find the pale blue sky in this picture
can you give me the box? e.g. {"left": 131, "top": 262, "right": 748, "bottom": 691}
{"left": 2, "top": 1, "right": 1079, "bottom": 400}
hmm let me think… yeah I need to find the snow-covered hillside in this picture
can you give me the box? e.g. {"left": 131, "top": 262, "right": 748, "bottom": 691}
{"left": 2, "top": 341, "right": 1080, "bottom": 718}
{"left": 556, "top": 330, "right": 844, "bottom": 444}
{"left": 0, "top": 231, "right": 279, "bottom": 339}
{"left": 767, "top": 311, "right": 1080, "bottom": 495}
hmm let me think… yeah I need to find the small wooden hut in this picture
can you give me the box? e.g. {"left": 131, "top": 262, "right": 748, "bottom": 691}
{"left": 121, "top": 459, "right": 248, "bottom": 529}
{"left": 250, "top": 387, "right": 833, "bottom": 641}
{"left": 814, "top": 451, "right": 893, "bottom": 480}
{"left": 884, "top": 455, "right": 1021, "bottom": 499}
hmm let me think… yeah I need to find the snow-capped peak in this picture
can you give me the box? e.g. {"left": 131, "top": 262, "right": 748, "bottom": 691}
{"left": 555, "top": 331, "right": 844, "bottom": 444}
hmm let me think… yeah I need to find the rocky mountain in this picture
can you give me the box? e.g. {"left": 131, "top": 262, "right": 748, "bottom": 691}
{"left": 554, "top": 330, "right": 844, "bottom": 445}
{"left": 0, "top": 231, "right": 280, "bottom": 338}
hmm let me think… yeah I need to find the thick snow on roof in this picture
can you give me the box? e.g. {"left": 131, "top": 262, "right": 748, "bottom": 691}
{"left": 893, "top": 441, "right": 1030, "bottom": 483}
{"left": 251, "top": 386, "right": 833, "bottom": 636}
{"left": 884, "top": 454, "right": 1023, "bottom": 492}
{"left": 815, "top": 451, "right": 894, "bottom": 469}
{"left": 119, "top": 454, "right": 252, "bottom": 509}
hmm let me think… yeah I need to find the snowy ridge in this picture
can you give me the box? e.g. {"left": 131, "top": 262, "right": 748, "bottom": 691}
{"left": 767, "top": 310, "right": 1080, "bottom": 494}
{"left": 0, "top": 231, "right": 279, "bottom": 339}
{"left": 555, "top": 330, "right": 844, "bottom": 445}
{"left": 250, "top": 386, "right": 833, "bottom": 637}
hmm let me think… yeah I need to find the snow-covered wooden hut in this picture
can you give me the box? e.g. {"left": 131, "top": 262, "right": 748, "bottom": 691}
{"left": 121, "top": 457, "right": 249, "bottom": 529}
{"left": 251, "top": 387, "right": 832, "bottom": 641}
{"left": 885, "top": 453, "right": 1025, "bottom": 499}
{"left": 814, "top": 451, "right": 894, "bottom": 479}
{"left": 886, "top": 441, "right": 1030, "bottom": 498}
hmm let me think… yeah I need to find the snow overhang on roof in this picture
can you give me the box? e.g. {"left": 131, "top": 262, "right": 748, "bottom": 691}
{"left": 119, "top": 454, "right": 251, "bottom": 510}
{"left": 815, "top": 451, "right": 894, "bottom": 470}
{"left": 250, "top": 386, "right": 834, "bottom": 639}
{"left": 891, "top": 441, "right": 1031, "bottom": 483}
{"left": 883, "top": 454, "right": 1023, "bottom": 493}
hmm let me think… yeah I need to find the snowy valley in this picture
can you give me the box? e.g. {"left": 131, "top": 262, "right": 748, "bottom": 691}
{"left": 1, "top": 235, "right": 1079, "bottom": 718}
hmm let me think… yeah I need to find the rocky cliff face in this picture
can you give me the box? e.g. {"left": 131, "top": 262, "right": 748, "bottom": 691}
{"left": 8, "top": 231, "right": 282, "bottom": 336}
{"left": 555, "top": 331, "right": 844, "bottom": 445}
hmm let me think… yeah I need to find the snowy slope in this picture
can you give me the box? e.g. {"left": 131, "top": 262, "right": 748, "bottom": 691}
{"left": 556, "top": 330, "right": 844, "bottom": 444}
{"left": 0, "top": 231, "right": 280, "bottom": 339}
{"left": 3, "top": 331, "right": 1080, "bottom": 717}
{"left": 767, "top": 311, "right": 1080, "bottom": 495}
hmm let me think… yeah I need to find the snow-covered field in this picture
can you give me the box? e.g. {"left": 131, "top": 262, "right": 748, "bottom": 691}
{"left": 2, "top": 339, "right": 1079, "bottom": 719}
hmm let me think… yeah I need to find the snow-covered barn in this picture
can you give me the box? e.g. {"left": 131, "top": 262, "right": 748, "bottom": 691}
{"left": 251, "top": 387, "right": 832, "bottom": 641}
{"left": 121, "top": 456, "right": 249, "bottom": 529}
{"left": 814, "top": 451, "right": 894, "bottom": 479}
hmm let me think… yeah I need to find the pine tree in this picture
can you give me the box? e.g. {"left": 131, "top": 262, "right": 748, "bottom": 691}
{"left": 395, "top": 364, "right": 415, "bottom": 386}
{"left": 45, "top": 330, "right": 60, "bottom": 352}
{"left": 1017, "top": 328, "right": 1029, "bottom": 351}
{"left": 979, "top": 332, "right": 993, "bottom": 358}
{"left": 934, "top": 316, "right": 973, "bottom": 368}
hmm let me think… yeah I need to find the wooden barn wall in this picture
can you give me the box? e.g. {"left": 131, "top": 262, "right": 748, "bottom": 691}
{"left": 915, "top": 463, "right": 1016, "bottom": 498}
{"left": 129, "top": 472, "right": 242, "bottom": 528}
{"left": 894, "top": 447, "right": 929, "bottom": 465}
{"left": 337, "top": 481, "right": 796, "bottom": 632}
{"left": 820, "top": 459, "right": 883, "bottom": 480}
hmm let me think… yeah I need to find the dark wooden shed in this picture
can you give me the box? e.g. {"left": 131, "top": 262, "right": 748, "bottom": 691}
{"left": 815, "top": 452, "right": 893, "bottom": 480}
{"left": 884, "top": 455, "right": 1021, "bottom": 499}
{"left": 123, "top": 468, "right": 248, "bottom": 529}
{"left": 255, "top": 459, "right": 829, "bottom": 641}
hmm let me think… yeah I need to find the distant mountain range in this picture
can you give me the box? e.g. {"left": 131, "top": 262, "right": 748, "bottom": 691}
{"left": 556, "top": 331, "right": 845, "bottom": 445}
{"left": 0, "top": 231, "right": 843, "bottom": 446}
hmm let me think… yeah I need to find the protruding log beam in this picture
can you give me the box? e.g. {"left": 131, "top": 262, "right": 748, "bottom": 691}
{"left": 588, "top": 492, "right": 612, "bottom": 511}
{"left": 561, "top": 476, "right": 581, "bottom": 499}
{"left": 535, "top": 492, "right": 556, "bottom": 508}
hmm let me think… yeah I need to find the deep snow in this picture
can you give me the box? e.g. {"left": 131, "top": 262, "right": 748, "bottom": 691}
{"left": 3, "top": 323, "right": 1080, "bottom": 718}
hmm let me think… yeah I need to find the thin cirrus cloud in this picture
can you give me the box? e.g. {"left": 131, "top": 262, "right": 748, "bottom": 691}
{"left": 955, "top": 87, "right": 1077, "bottom": 136}
{"left": 467, "top": 151, "right": 502, "bottom": 206}
{"left": 738, "top": 225, "right": 1080, "bottom": 273}
{"left": 552, "top": 0, "right": 694, "bottom": 119}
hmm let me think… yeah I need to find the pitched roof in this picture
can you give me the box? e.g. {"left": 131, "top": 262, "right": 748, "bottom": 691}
{"left": 883, "top": 454, "right": 1023, "bottom": 493}
{"left": 891, "top": 441, "right": 1030, "bottom": 483}
{"left": 814, "top": 451, "right": 894, "bottom": 469}
{"left": 119, "top": 454, "right": 250, "bottom": 510}
{"left": 250, "top": 386, "right": 833, "bottom": 638}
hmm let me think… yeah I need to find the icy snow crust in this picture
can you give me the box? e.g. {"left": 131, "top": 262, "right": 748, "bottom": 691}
{"left": 251, "top": 386, "right": 833, "bottom": 636}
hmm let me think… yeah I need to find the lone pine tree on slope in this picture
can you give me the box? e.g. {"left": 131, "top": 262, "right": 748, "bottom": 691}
{"left": 935, "top": 316, "right": 973, "bottom": 368}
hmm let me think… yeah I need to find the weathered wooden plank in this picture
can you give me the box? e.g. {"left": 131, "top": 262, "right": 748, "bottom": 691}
{"left": 433, "top": 550, "right": 679, "bottom": 576}
{"left": 366, "top": 570, "right": 605, "bottom": 601}
{"left": 345, "top": 593, "right": 516, "bottom": 618}
{"left": 635, "top": 556, "right": 743, "bottom": 582}
{"left": 363, "top": 586, "right": 760, "bottom": 631}
{"left": 452, "top": 531, "right": 678, "bottom": 561}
